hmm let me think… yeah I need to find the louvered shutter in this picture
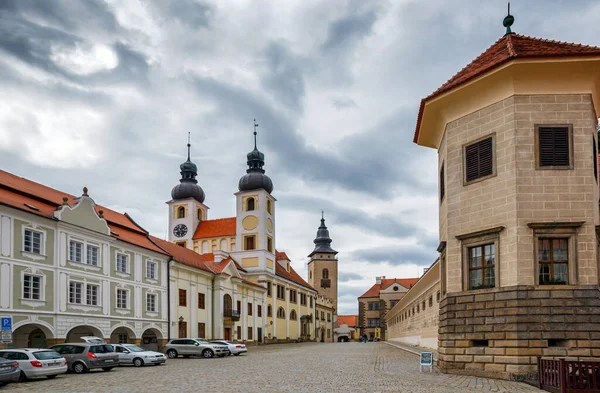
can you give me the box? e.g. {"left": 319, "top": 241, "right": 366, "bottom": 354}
{"left": 440, "top": 163, "right": 445, "bottom": 201}
{"left": 538, "top": 127, "right": 570, "bottom": 167}
{"left": 465, "top": 137, "right": 493, "bottom": 182}
{"left": 593, "top": 139, "right": 598, "bottom": 181}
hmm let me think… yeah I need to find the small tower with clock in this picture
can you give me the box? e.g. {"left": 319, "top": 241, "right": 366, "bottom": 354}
{"left": 168, "top": 137, "right": 208, "bottom": 249}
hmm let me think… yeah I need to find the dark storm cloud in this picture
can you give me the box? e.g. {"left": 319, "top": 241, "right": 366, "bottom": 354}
{"left": 321, "top": 7, "right": 378, "bottom": 52}
{"left": 339, "top": 272, "right": 364, "bottom": 282}
{"left": 352, "top": 244, "right": 437, "bottom": 267}
{"left": 261, "top": 42, "right": 306, "bottom": 111}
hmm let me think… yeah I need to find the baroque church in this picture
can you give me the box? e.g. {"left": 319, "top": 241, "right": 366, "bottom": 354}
{"left": 164, "top": 129, "right": 339, "bottom": 342}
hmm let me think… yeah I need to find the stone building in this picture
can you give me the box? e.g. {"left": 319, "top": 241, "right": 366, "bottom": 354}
{"left": 412, "top": 15, "right": 600, "bottom": 380}
{"left": 358, "top": 276, "right": 418, "bottom": 340}
{"left": 315, "top": 295, "right": 335, "bottom": 343}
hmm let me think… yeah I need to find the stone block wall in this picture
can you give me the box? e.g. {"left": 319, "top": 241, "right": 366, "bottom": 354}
{"left": 438, "top": 285, "right": 600, "bottom": 380}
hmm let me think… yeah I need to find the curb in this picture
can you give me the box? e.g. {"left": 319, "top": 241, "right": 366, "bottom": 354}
{"left": 384, "top": 342, "right": 438, "bottom": 366}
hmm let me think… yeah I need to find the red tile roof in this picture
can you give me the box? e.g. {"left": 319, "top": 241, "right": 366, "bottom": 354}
{"left": 358, "top": 278, "right": 419, "bottom": 298}
{"left": 414, "top": 34, "right": 600, "bottom": 144}
{"left": 275, "top": 251, "right": 290, "bottom": 261}
{"left": 275, "top": 262, "right": 314, "bottom": 291}
{"left": 193, "top": 217, "right": 236, "bottom": 239}
{"left": 337, "top": 315, "right": 358, "bottom": 328}
{"left": 0, "top": 170, "right": 166, "bottom": 255}
{"left": 150, "top": 236, "right": 212, "bottom": 272}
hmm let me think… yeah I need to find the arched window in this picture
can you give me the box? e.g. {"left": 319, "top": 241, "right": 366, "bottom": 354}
{"left": 277, "top": 307, "right": 285, "bottom": 319}
{"left": 267, "top": 199, "right": 272, "bottom": 214}
{"left": 177, "top": 206, "right": 185, "bottom": 219}
{"left": 246, "top": 198, "right": 255, "bottom": 211}
{"left": 309, "top": 271, "right": 312, "bottom": 280}
{"left": 290, "top": 310, "right": 297, "bottom": 321}
{"left": 197, "top": 209, "right": 202, "bottom": 221}
{"left": 267, "top": 304, "right": 272, "bottom": 317}
{"left": 322, "top": 268, "right": 329, "bottom": 279}
{"left": 223, "top": 294, "right": 232, "bottom": 315}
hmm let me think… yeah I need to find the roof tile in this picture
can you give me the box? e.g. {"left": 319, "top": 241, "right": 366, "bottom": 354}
{"left": 193, "top": 217, "right": 236, "bottom": 239}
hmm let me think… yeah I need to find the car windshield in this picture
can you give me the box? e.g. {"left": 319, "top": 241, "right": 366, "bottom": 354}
{"left": 195, "top": 339, "right": 210, "bottom": 344}
{"left": 33, "top": 351, "right": 62, "bottom": 360}
{"left": 123, "top": 345, "right": 146, "bottom": 352}
{"left": 89, "top": 345, "right": 114, "bottom": 354}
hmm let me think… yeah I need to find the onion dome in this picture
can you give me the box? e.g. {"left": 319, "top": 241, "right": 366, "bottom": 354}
{"left": 308, "top": 213, "right": 338, "bottom": 257}
{"left": 238, "top": 121, "right": 274, "bottom": 193}
{"left": 171, "top": 137, "right": 205, "bottom": 203}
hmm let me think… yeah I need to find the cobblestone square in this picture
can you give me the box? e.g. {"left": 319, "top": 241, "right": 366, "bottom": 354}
{"left": 4, "top": 343, "right": 543, "bottom": 393}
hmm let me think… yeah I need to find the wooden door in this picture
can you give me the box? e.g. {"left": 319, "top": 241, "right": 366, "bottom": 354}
{"left": 257, "top": 328, "right": 262, "bottom": 342}
{"left": 224, "top": 328, "right": 231, "bottom": 341}
{"left": 178, "top": 321, "right": 187, "bottom": 338}
{"left": 237, "top": 326, "right": 242, "bottom": 341}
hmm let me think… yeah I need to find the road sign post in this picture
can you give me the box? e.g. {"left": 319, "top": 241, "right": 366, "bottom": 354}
{"left": 420, "top": 352, "right": 433, "bottom": 373}
{"left": 1, "top": 317, "right": 12, "bottom": 348}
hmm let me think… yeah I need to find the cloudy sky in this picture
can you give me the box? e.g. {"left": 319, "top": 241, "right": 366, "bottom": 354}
{"left": 1, "top": 0, "right": 599, "bottom": 315}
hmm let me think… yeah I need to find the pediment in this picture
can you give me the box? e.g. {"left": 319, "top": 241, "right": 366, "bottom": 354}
{"left": 54, "top": 195, "right": 110, "bottom": 235}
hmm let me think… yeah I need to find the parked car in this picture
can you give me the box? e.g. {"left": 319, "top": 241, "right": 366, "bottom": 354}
{"left": 111, "top": 344, "right": 166, "bottom": 367}
{"left": 0, "top": 358, "right": 20, "bottom": 386}
{"left": 50, "top": 342, "right": 119, "bottom": 374}
{"left": 165, "top": 338, "right": 229, "bottom": 359}
{"left": 0, "top": 349, "right": 67, "bottom": 381}
{"left": 210, "top": 340, "right": 247, "bottom": 356}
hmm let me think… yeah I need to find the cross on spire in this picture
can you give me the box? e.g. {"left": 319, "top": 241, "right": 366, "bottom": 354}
{"left": 187, "top": 132, "right": 191, "bottom": 161}
{"left": 253, "top": 119, "right": 259, "bottom": 149}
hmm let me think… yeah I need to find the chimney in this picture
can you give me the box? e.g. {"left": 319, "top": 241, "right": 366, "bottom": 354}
{"left": 213, "top": 250, "right": 227, "bottom": 264}
{"left": 376, "top": 276, "right": 385, "bottom": 285}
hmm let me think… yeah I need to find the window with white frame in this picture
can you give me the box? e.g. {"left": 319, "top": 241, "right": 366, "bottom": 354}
{"left": 23, "top": 275, "right": 41, "bottom": 300}
{"left": 69, "top": 282, "right": 83, "bottom": 304}
{"left": 146, "top": 293, "right": 157, "bottom": 312}
{"left": 69, "top": 240, "right": 83, "bottom": 263}
{"left": 117, "top": 289, "right": 128, "bottom": 309}
{"left": 87, "top": 245, "right": 99, "bottom": 266}
{"left": 116, "top": 253, "right": 129, "bottom": 274}
{"left": 24, "top": 229, "right": 42, "bottom": 254}
{"left": 146, "top": 261, "right": 157, "bottom": 280}
{"left": 86, "top": 284, "right": 99, "bottom": 306}
{"left": 68, "top": 281, "right": 100, "bottom": 306}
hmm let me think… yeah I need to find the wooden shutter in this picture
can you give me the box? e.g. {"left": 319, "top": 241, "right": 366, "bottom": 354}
{"left": 594, "top": 139, "right": 598, "bottom": 181}
{"left": 538, "top": 127, "right": 570, "bottom": 167}
{"left": 440, "top": 163, "right": 445, "bottom": 201}
{"left": 465, "top": 137, "right": 493, "bottom": 182}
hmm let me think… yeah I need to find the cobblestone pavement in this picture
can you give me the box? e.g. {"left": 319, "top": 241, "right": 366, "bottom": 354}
{"left": 3, "top": 342, "right": 543, "bottom": 393}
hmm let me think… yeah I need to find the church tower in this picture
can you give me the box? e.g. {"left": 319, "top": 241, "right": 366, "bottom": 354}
{"left": 307, "top": 214, "right": 338, "bottom": 311}
{"left": 233, "top": 122, "right": 277, "bottom": 274}
{"left": 167, "top": 136, "right": 209, "bottom": 249}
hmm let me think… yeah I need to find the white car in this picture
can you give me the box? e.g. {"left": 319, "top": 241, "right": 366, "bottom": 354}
{"left": 210, "top": 340, "right": 248, "bottom": 356}
{"left": 111, "top": 344, "right": 167, "bottom": 367}
{"left": 0, "top": 349, "right": 67, "bottom": 381}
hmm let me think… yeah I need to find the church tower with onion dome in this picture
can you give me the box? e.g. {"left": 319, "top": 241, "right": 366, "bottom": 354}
{"left": 307, "top": 213, "right": 338, "bottom": 311}
{"left": 167, "top": 135, "right": 209, "bottom": 249}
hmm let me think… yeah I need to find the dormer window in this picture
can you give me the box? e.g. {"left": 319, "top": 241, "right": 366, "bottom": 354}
{"left": 177, "top": 206, "right": 186, "bottom": 219}
{"left": 247, "top": 198, "right": 255, "bottom": 211}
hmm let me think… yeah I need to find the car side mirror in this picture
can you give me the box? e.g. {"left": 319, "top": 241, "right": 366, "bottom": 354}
{"left": 123, "top": 350, "right": 130, "bottom": 353}
{"left": 194, "top": 343, "right": 200, "bottom": 346}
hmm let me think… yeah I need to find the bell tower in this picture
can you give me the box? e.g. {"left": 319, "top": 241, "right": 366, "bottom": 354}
{"left": 307, "top": 213, "right": 338, "bottom": 311}
{"left": 167, "top": 135, "right": 209, "bottom": 249}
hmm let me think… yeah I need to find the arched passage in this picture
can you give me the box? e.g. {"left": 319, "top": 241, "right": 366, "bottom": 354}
{"left": 66, "top": 324, "right": 103, "bottom": 342}
{"left": 13, "top": 323, "right": 54, "bottom": 348}
{"left": 141, "top": 328, "right": 163, "bottom": 351}
{"left": 110, "top": 325, "right": 136, "bottom": 344}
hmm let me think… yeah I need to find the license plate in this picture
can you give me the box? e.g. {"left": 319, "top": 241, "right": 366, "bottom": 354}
{"left": 0, "top": 366, "right": 10, "bottom": 371}
{"left": 104, "top": 359, "right": 114, "bottom": 363}
{"left": 49, "top": 362, "right": 61, "bottom": 367}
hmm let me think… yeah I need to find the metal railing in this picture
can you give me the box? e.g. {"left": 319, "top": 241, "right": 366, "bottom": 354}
{"left": 224, "top": 309, "right": 240, "bottom": 319}
{"left": 539, "top": 358, "right": 600, "bottom": 393}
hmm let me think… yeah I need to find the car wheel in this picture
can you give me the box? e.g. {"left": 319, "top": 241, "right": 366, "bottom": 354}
{"left": 133, "top": 358, "right": 144, "bottom": 367}
{"left": 202, "top": 349, "right": 214, "bottom": 359}
{"left": 47, "top": 375, "right": 58, "bottom": 379}
{"left": 102, "top": 367, "right": 114, "bottom": 372}
{"left": 167, "top": 349, "right": 178, "bottom": 359}
{"left": 73, "top": 362, "right": 87, "bottom": 374}
{"left": 234, "top": 353, "right": 240, "bottom": 356}
{"left": 18, "top": 371, "right": 27, "bottom": 382}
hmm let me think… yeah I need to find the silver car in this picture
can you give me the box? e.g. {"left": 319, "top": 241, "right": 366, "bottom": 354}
{"left": 0, "top": 358, "right": 20, "bottom": 386}
{"left": 112, "top": 344, "right": 166, "bottom": 367}
{"left": 0, "top": 349, "right": 67, "bottom": 381}
{"left": 210, "top": 340, "right": 248, "bottom": 356}
{"left": 50, "top": 343, "right": 119, "bottom": 374}
{"left": 165, "top": 338, "right": 229, "bottom": 359}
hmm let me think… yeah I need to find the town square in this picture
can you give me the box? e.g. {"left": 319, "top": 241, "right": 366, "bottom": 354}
{"left": 0, "top": 1, "right": 600, "bottom": 392}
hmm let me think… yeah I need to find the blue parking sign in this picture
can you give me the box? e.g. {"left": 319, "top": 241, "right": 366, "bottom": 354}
{"left": 1, "top": 317, "right": 11, "bottom": 331}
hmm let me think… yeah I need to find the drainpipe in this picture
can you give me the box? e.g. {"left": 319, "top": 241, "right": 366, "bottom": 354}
{"left": 167, "top": 259, "right": 173, "bottom": 341}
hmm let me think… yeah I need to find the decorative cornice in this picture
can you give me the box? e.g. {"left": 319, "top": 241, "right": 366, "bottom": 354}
{"left": 456, "top": 226, "right": 505, "bottom": 240}
{"left": 527, "top": 221, "right": 585, "bottom": 229}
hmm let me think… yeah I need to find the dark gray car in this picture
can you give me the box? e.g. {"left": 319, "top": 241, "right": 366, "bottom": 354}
{"left": 50, "top": 343, "right": 119, "bottom": 374}
{"left": 0, "top": 358, "right": 21, "bottom": 386}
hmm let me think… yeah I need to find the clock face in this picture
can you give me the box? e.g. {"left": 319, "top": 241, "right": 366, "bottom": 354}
{"left": 173, "top": 224, "right": 188, "bottom": 238}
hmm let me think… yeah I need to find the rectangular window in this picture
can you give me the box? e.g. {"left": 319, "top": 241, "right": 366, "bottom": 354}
{"left": 536, "top": 125, "right": 572, "bottom": 168}
{"left": 244, "top": 235, "right": 256, "bottom": 250}
{"left": 267, "top": 236, "right": 273, "bottom": 253}
{"left": 277, "top": 285, "right": 285, "bottom": 300}
{"left": 327, "top": 313, "right": 331, "bottom": 322}
{"left": 86, "top": 284, "right": 99, "bottom": 306}
{"left": 116, "top": 253, "right": 128, "bottom": 273}
{"left": 117, "top": 289, "right": 128, "bottom": 309}
{"left": 368, "top": 302, "right": 380, "bottom": 311}
{"left": 464, "top": 136, "right": 494, "bottom": 183}
{"left": 198, "top": 293, "right": 205, "bottom": 309}
{"left": 179, "top": 289, "right": 187, "bottom": 307}
{"left": 248, "top": 302, "right": 253, "bottom": 316}
{"left": 367, "top": 318, "right": 380, "bottom": 328}
{"left": 237, "top": 300, "right": 241, "bottom": 313}
{"left": 24, "top": 230, "right": 42, "bottom": 254}
{"left": 146, "top": 261, "right": 157, "bottom": 280}
{"left": 390, "top": 300, "right": 397, "bottom": 309}
{"left": 469, "top": 243, "right": 496, "bottom": 290}
{"left": 175, "top": 241, "right": 186, "bottom": 248}
{"left": 538, "top": 238, "right": 568, "bottom": 285}
{"left": 440, "top": 162, "right": 445, "bottom": 202}
{"left": 146, "top": 293, "right": 156, "bottom": 312}
{"left": 69, "top": 282, "right": 82, "bottom": 304}
{"left": 266, "top": 282, "right": 272, "bottom": 297}
{"left": 289, "top": 290, "right": 297, "bottom": 303}
{"left": 198, "top": 323, "right": 206, "bottom": 338}
{"left": 23, "top": 275, "right": 41, "bottom": 300}
{"left": 300, "top": 293, "right": 307, "bottom": 306}
{"left": 327, "top": 329, "right": 331, "bottom": 338}
{"left": 87, "top": 245, "right": 99, "bottom": 266}
{"left": 309, "top": 296, "right": 313, "bottom": 308}
{"left": 321, "top": 311, "right": 324, "bottom": 320}
{"left": 248, "top": 327, "right": 253, "bottom": 340}
{"left": 257, "top": 305, "right": 262, "bottom": 317}
{"left": 69, "top": 240, "right": 83, "bottom": 263}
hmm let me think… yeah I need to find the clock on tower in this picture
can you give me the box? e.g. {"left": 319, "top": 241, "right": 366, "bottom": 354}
{"left": 173, "top": 224, "right": 188, "bottom": 238}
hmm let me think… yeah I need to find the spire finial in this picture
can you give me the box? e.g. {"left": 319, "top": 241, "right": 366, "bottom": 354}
{"left": 321, "top": 210, "right": 324, "bottom": 220}
{"left": 503, "top": 2, "right": 515, "bottom": 36}
{"left": 253, "top": 119, "right": 259, "bottom": 149}
{"left": 187, "top": 132, "right": 191, "bottom": 161}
